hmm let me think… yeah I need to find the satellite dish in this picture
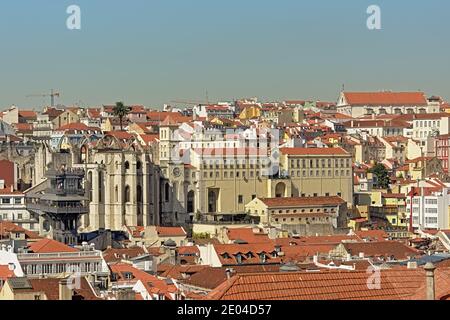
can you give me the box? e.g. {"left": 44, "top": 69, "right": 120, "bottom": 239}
{"left": 8, "top": 263, "right": 16, "bottom": 271}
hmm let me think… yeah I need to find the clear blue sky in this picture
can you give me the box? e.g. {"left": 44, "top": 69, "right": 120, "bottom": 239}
{"left": 1, "top": 0, "right": 449, "bottom": 109}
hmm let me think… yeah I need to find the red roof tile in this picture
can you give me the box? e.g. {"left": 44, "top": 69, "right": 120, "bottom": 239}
{"left": 343, "top": 92, "right": 428, "bottom": 106}
{"left": 258, "top": 196, "right": 345, "bottom": 208}
{"left": 156, "top": 226, "right": 186, "bottom": 237}
{"left": 280, "top": 147, "right": 349, "bottom": 156}
{"left": 206, "top": 268, "right": 450, "bottom": 300}
{"left": 28, "top": 238, "right": 78, "bottom": 253}
{"left": 341, "top": 241, "right": 420, "bottom": 260}
{"left": 226, "top": 228, "right": 271, "bottom": 244}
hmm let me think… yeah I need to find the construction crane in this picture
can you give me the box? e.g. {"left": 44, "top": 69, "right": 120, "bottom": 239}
{"left": 26, "top": 89, "right": 60, "bottom": 107}
{"left": 171, "top": 90, "right": 212, "bottom": 106}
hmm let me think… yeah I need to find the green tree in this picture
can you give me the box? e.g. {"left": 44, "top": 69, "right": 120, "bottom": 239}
{"left": 112, "top": 101, "right": 131, "bottom": 131}
{"left": 370, "top": 163, "right": 391, "bottom": 189}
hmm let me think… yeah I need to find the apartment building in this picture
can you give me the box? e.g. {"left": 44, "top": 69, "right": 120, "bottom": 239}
{"left": 0, "top": 186, "right": 37, "bottom": 232}
{"left": 406, "top": 186, "right": 450, "bottom": 230}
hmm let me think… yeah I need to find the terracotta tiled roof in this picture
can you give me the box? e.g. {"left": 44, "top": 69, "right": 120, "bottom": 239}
{"left": 258, "top": 196, "right": 345, "bottom": 208}
{"left": 43, "top": 108, "right": 64, "bottom": 119}
{"left": 206, "top": 268, "right": 450, "bottom": 300}
{"left": 18, "top": 110, "right": 37, "bottom": 119}
{"left": 354, "top": 230, "right": 389, "bottom": 241}
{"left": 280, "top": 147, "right": 349, "bottom": 156}
{"left": 139, "top": 133, "right": 159, "bottom": 145}
{"left": 87, "top": 108, "right": 101, "bottom": 119}
{"left": 226, "top": 228, "right": 271, "bottom": 244}
{"left": 178, "top": 246, "right": 200, "bottom": 255}
{"left": 28, "top": 238, "right": 78, "bottom": 253}
{"left": 56, "top": 123, "right": 101, "bottom": 132}
{"left": 102, "top": 247, "right": 147, "bottom": 263}
{"left": 341, "top": 241, "right": 420, "bottom": 260}
{"left": 9, "top": 277, "right": 100, "bottom": 300}
{"left": 105, "top": 131, "right": 133, "bottom": 140}
{"left": 343, "top": 92, "right": 428, "bottom": 106}
{"left": 160, "top": 265, "right": 208, "bottom": 280}
{"left": 0, "top": 265, "right": 15, "bottom": 281}
{"left": 213, "top": 243, "right": 280, "bottom": 265}
{"left": 110, "top": 263, "right": 178, "bottom": 298}
{"left": 156, "top": 226, "right": 186, "bottom": 237}
{"left": 0, "top": 221, "right": 41, "bottom": 239}
{"left": 183, "top": 267, "right": 228, "bottom": 290}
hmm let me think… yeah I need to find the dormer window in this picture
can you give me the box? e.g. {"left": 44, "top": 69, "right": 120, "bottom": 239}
{"left": 259, "top": 253, "right": 266, "bottom": 263}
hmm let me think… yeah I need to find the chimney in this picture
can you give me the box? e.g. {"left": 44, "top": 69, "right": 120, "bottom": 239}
{"left": 59, "top": 279, "right": 74, "bottom": 301}
{"left": 225, "top": 268, "right": 233, "bottom": 280}
{"left": 424, "top": 262, "right": 436, "bottom": 300}
{"left": 359, "top": 252, "right": 365, "bottom": 259}
{"left": 313, "top": 255, "right": 319, "bottom": 264}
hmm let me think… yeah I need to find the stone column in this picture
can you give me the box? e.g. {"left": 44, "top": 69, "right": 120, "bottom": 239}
{"left": 142, "top": 158, "right": 149, "bottom": 226}
{"left": 91, "top": 169, "right": 100, "bottom": 230}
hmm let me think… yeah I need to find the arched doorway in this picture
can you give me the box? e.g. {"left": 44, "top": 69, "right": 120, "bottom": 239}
{"left": 275, "top": 182, "right": 286, "bottom": 198}
{"left": 187, "top": 190, "right": 195, "bottom": 213}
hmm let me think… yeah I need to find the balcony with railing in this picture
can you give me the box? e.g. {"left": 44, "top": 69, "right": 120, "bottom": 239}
{"left": 26, "top": 202, "right": 88, "bottom": 215}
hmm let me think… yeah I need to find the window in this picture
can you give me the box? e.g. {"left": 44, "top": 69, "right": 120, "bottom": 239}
{"left": 238, "top": 195, "right": 243, "bottom": 204}
{"left": 14, "top": 198, "right": 22, "bottom": 204}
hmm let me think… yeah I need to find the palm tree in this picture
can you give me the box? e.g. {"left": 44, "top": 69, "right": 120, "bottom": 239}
{"left": 113, "top": 101, "right": 131, "bottom": 131}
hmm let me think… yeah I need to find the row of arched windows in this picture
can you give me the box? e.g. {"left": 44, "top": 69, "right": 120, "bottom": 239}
{"left": 115, "top": 185, "right": 143, "bottom": 203}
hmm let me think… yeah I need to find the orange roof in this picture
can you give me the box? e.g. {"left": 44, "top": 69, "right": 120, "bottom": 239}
{"left": 56, "top": 123, "right": 101, "bottom": 132}
{"left": 9, "top": 277, "right": 99, "bottom": 300}
{"left": 226, "top": 228, "right": 271, "bottom": 244}
{"left": 139, "top": 133, "right": 159, "bottom": 145}
{"left": 18, "top": 110, "right": 37, "bottom": 119}
{"left": 156, "top": 226, "right": 186, "bottom": 237}
{"left": 342, "top": 241, "right": 420, "bottom": 260}
{"left": 206, "top": 268, "right": 450, "bottom": 300}
{"left": 102, "top": 247, "right": 147, "bottom": 263}
{"left": 28, "top": 238, "right": 78, "bottom": 253}
{"left": 280, "top": 147, "right": 349, "bottom": 156}
{"left": 87, "top": 109, "right": 101, "bottom": 119}
{"left": 258, "top": 196, "right": 345, "bottom": 208}
{"left": 110, "top": 263, "right": 178, "bottom": 298}
{"left": 0, "top": 221, "right": 41, "bottom": 239}
{"left": 343, "top": 92, "right": 428, "bottom": 106}
{"left": 105, "top": 131, "right": 133, "bottom": 140}
{"left": 213, "top": 243, "right": 281, "bottom": 265}
{"left": 0, "top": 265, "right": 15, "bottom": 280}
{"left": 178, "top": 246, "right": 200, "bottom": 255}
